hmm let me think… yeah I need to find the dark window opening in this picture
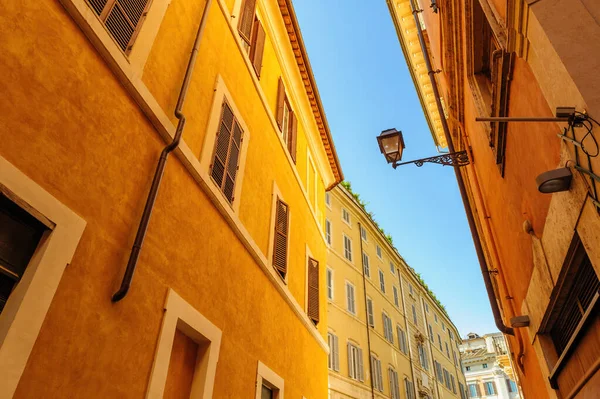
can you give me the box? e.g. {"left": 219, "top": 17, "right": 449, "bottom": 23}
{"left": 0, "top": 193, "right": 47, "bottom": 313}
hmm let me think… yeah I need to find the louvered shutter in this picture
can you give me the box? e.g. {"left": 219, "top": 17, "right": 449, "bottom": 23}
{"left": 238, "top": 0, "right": 256, "bottom": 44}
{"left": 210, "top": 101, "right": 243, "bottom": 203}
{"left": 347, "top": 343, "right": 353, "bottom": 378}
{"left": 491, "top": 381, "right": 497, "bottom": 394}
{"left": 272, "top": 199, "right": 289, "bottom": 278}
{"left": 357, "top": 347, "right": 364, "bottom": 382}
{"left": 249, "top": 18, "right": 266, "bottom": 76}
{"left": 288, "top": 112, "right": 297, "bottom": 163}
{"left": 476, "top": 384, "right": 482, "bottom": 396}
{"left": 86, "top": 0, "right": 151, "bottom": 54}
{"left": 333, "top": 335, "right": 340, "bottom": 371}
{"left": 307, "top": 257, "right": 319, "bottom": 324}
{"left": 276, "top": 78, "right": 285, "bottom": 129}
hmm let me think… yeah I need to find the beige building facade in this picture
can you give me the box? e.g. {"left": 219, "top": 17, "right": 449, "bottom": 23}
{"left": 326, "top": 185, "right": 467, "bottom": 399}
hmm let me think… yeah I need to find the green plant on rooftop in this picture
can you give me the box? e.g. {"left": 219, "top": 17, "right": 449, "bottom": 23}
{"left": 340, "top": 180, "right": 449, "bottom": 318}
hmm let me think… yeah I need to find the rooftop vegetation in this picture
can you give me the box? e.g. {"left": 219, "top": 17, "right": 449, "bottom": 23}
{"left": 340, "top": 180, "right": 449, "bottom": 318}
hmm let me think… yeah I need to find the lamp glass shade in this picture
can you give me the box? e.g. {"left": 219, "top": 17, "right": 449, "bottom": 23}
{"left": 377, "top": 129, "right": 405, "bottom": 164}
{"left": 535, "top": 167, "right": 572, "bottom": 193}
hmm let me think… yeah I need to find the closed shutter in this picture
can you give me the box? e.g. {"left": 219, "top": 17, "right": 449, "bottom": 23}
{"left": 288, "top": 112, "right": 297, "bottom": 163}
{"left": 210, "top": 101, "right": 243, "bottom": 203}
{"left": 347, "top": 343, "right": 353, "bottom": 378}
{"left": 476, "top": 383, "right": 482, "bottom": 396}
{"left": 357, "top": 347, "right": 364, "bottom": 382}
{"left": 238, "top": 0, "right": 256, "bottom": 44}
{"left": 86, "top": 0, "right": 152, "bottom": 54}
{"left": 307, "top": 257, "right": 319, "bottom": 324}
{"left": 333, "top": 335, "right": 339, "bottom": 371}
{"left": 276, "top": 78, "right": 286, "bottom": 129}
{"left": 249, "top": 18, "right": 266, "bottom": 76}
{"left": 272, "top": 199, "right": 289, "bottom": 278}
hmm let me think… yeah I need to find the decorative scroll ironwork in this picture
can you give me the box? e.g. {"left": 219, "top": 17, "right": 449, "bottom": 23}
{"left": 393, "top": 150, "right": 470, "bottom": 168}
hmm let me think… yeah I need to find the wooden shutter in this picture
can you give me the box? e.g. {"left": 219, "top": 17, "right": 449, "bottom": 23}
{"left": 272, "top": 199, "right": 288, "bottom": 278}
{"left": 210, "top": 101, "right": 243, "bottom": 203}
{"left": 307, "top": 257, "right": 319, "bottom": 324}
{"left": 276, "top": 78, "right": 285, "bottom": 129}
{"left": 249, "top": 18, "right": 266, "bottom": 77}
{"left": 238, "top": 0, "right": 256, "bottom": 44}
{"left": 86, "top": 0, "right": 151, "bottom": 54}
{"left": 288, "top": 112, "right": 297, "bottom": 163}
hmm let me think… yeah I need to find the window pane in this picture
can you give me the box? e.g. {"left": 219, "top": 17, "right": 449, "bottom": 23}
{"left": 261, "top": 385, "right": 273, "bottom": 399}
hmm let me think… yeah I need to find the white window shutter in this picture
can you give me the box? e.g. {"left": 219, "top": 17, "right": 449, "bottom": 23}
{"left": 347, "top": 343, "right": 353, "bottom": 378}
{"left": 358, "top": 348, "right": 364, "bottom": 381}
{"left": 333, "top": 335, "right": 340, "bottom": 371}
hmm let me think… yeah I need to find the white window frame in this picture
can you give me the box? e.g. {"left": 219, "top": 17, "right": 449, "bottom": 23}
{"left": 0, "top": 156, "right": 86, "bottom": 398}
{"left": 325, "top": 191, "right": 331, "bottom": 209}
{"left": 58, "top": 0, "right": 172, "bottom": 78}
{"left": 341, "top": 207, "right": 351, "bottom": 226}
{"left": 376, "top": 245, "right": 382, "bottom": 259}
{"left": 412, "top": 304, "right": 417, "bottom": 325}
{"left": 343, "top": 234, "right": 353, "bottom": 262}
{"left": 326, "top": 267, "right": 334, "bottom": 300}
{"left": 146, "top": 289, "right": 222, "bottom": 398}
{"left": 370, "top": 353, "right": 383, "bottom": 391}
{"left": 393, "top": 286, "right": 399, "bottom": 307}
{"left": 199, "top": 76, "right": 252, "bottom": 213}
{"left": 360, "top": 225, "right": 367, "bottom": 241}
{"left": 255, "top": 361, "right": 284, "bottom": 399}
{"left": 389, "top": 367, "right": 400, "bottom": 399}
{"left": 327, "top": 332, "right": 339, "bottom": 372}
{"left": 390, "top": 261, "right": 395, "bottom": 274}
{"left": 379, "top": 269, "right": 385, "bottom": 293}
{"left": 408, "top": 283, "right": 414, "bottom": 297}
{"left": 397, "top": 326, "right": 408, "bottom": 354}
{"left": 325, "top": 219, "right": 332, "bottom": 246}
{"left": 362, "top": 251, "right": 370, "bottom": 277}
{"left": 347, "top": 342, "right": 363, "bottom": 381}
{"left": 266, "top": 182, "right": 291, "bottom": 284}
{"left": 346, "top": 281, "right": 356, "bottom": 315}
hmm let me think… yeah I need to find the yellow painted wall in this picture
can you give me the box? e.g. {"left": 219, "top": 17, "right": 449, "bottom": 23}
{"left": 327, "top": 186, "right": 466, "bottom": 398}
{"left": 0, "top": 0, "right": 332, "bottom": 397}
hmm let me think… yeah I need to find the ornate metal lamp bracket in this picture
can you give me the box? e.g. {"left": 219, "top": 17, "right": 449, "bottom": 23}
{"left": 393, "top": 150, "right": 470, "bottom": 168}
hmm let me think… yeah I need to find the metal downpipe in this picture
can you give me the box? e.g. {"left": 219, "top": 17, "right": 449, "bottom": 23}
{"left": 408, "top": 0, "right": 514, "bottom": 335}
{"left": 358, "top": 222, "right": 376, "bottom": 399}
{"left": 112, "top": 0, "right": 213, "bottom": 302}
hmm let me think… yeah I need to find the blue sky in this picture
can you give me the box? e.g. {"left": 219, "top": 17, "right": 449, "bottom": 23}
{"left": 293, "top": 0, "right": 497, "bottom": 337}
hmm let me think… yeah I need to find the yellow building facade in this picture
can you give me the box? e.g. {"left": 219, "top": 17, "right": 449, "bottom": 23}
{"left": 325, "top": 186, "right": 467, "bottom": 399}
{"left": 0, "top": 0, "right": 342, "bottom": 397}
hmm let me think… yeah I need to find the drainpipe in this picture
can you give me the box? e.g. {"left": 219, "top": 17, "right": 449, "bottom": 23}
{"left": 358, "top": 222, "right": 376, "bottom": 399}
{"left": 408, "top": 0, "right": 513, "bottom": 335}
{"left": 112, "top": 0, "right": 213, "bottom": 302}
{"left": 420, "top": 296, "right": 442, "bottom": 399}
{"left": 397, "top": 271, "right": 418, "bottom": 399}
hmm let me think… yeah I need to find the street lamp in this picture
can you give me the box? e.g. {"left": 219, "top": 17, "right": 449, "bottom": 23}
{"left": 377, "top": 128, "right": 470, "bottom": 168}
{"left": 377, "top": 128, "right": 405, "bottom": 165}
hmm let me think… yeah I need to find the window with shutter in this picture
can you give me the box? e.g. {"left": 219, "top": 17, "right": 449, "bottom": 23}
{"left": 249, "top": 17, "right": 266, "bottom": 76}
{"left": 376, "top": 245, "right": 382, "bottom": 259}
{"left": 484, "top": 381, "right": 496, "bottom": 395}
{"left": 275, "top": 78, "right": 297, "bottom": 162}
{"left": 0, "top": 194, "right": 47, "bottom": 314}
{"left": 397, "top": 326, "right": 407, "bottom": 354}
{"left": 271, "top": 198, "right": 289, "bottom": 279}
{"left": 370, "top": 354, "right": 383, "bottom": 391}
{"left": 325, "top": 219, "right": 331, "bottom": 245}
{"left": 362, "top": 252, "right": 370, "bottom": 277}
{"left": 346, "top": 282, "right": 356, "bottom": 314}
{"left": 210, "top": 100, "right": 244, "bottom": 203}
{"left": 360, "top": 225, "right": 367, "bottom": 241}
{"left": 389, "top": 368, "right": 400, "bottom": 399}
{"left": 343, "top": 235, "right": 352, "bottom": 262}
{"left": 85, "top": 0, "right": 152, "bottom": 54}
{"left": 367, "top": 298, "right": 374, "bottom": 327}
{"left": 307, "top": 257, "right": 319, "bottom": 325}
{"left": 412, "top": 305, "right": 417, "bottom": 325}
{"left": 347, "top": 343, "right": 363, "bottom": 381}
{"left": 379, "top": 269, "right": 385, "bottom": 293}
{"left": 405, "top": 379, "right": 415, "bottom": 399}
{"left": 326, "top": 268, "right": 333, "bottom": 300}
{"left": 393, "top": 286, "right": 399, "bottom": 307}
{"left": 327, "top": 333, "right": 339, "bottom": 371}
{"left": 237, "top": 0, "right": 256, "bottom": 44}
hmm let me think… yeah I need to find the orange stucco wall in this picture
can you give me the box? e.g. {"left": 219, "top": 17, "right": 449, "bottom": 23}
{"left": 0, "top": 0, "right": 330, "bottom": 397}
{"left": 419, "top": 1, "right": 568, "bottom": 397}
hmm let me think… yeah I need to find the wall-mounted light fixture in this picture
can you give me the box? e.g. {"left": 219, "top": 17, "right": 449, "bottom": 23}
{"left": 536, "top": 167, "right": 573, "bottom": 193}
{"left": 377, "top": 128, "right": 469, "bottom": 168}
